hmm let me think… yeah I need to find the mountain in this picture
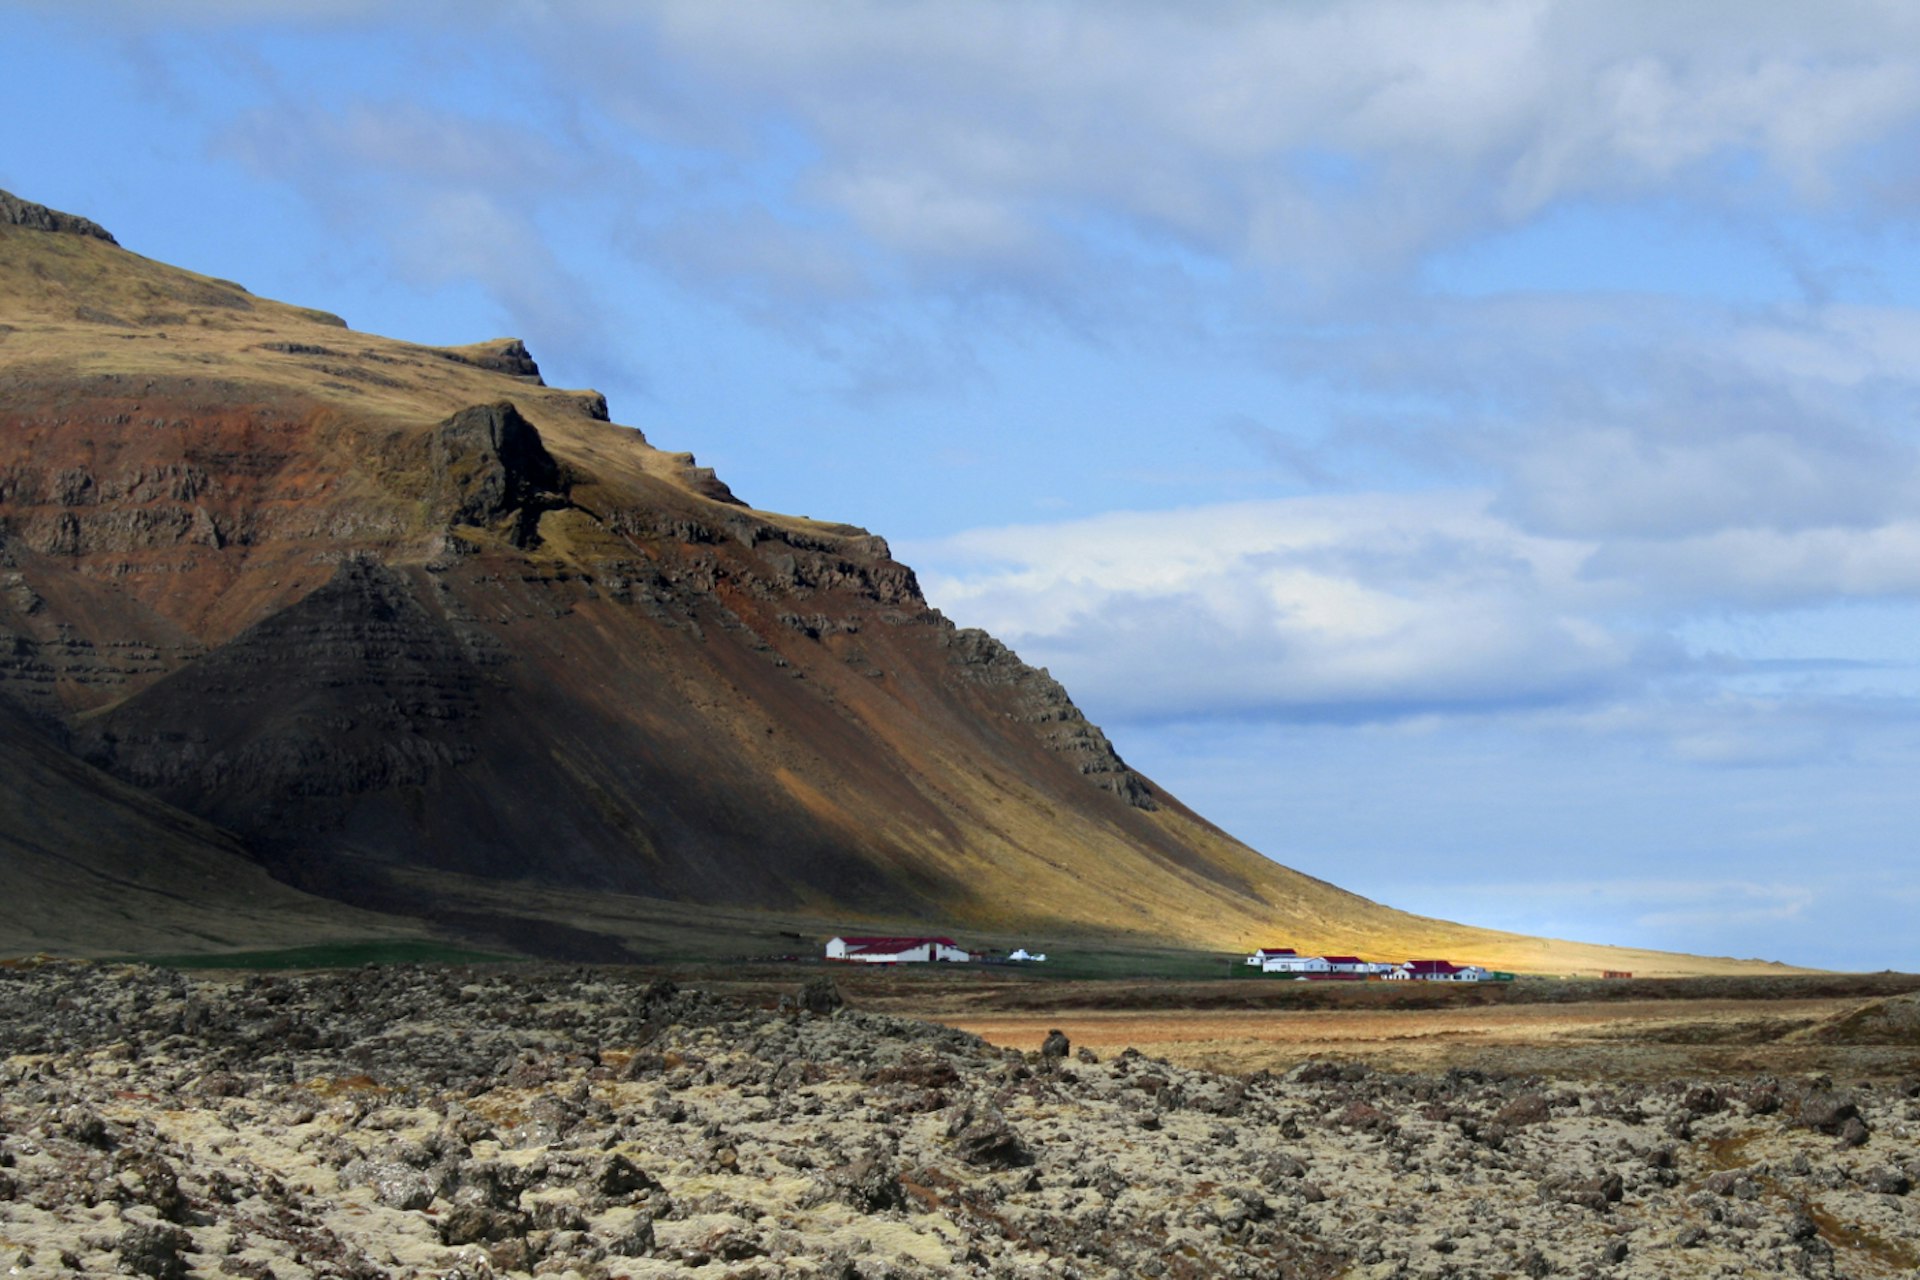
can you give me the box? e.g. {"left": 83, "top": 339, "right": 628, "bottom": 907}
{"left": 0, "top": 191, "right": 1787, "bottom": 974}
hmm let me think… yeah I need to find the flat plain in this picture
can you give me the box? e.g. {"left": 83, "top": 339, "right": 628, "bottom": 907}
{"left": 688, "top": 966, "right": 1920, "bottom": 1082}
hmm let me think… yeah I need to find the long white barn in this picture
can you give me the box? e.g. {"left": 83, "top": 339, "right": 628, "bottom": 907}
{"left": 825, "top": 936, "right": 972, "bottom": 964}
{"left": 1261, "top": 953, "right": 1332, "bottom": 974}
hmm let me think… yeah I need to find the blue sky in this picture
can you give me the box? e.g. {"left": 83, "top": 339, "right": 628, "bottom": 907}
{"left": 10, "top": 1, "right": 1920, "bottom": 970}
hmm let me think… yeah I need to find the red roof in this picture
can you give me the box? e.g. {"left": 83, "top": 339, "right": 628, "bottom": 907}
{"left": 838, "top": 936, "right": 958, "bottom": 953}
{"left": 1321, "top": 956, "right": 1364, "bottom": 966}
{"left": 1253, "top": 947, "right": 1297, "bottom": 955}
{"left": 1404, "top": 959, "right": 1461, "bottom": 974}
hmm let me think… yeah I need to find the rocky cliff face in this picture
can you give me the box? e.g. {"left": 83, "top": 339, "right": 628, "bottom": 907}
{"left": 0, "top": 187, "right": 1701, "bottom": 969}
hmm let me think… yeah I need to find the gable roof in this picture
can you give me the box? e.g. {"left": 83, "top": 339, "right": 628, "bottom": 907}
{"left": 836, "top": 936, "right": 958, "bottom": 953}
{"left": 1404, "top": 959, "right": 1461, "bottom": 973}
{"left": 1321, "top": 956, "right": 1364, "bottom": 965}
{"left": 1252, "top": 947, "right": 1297, "bottom": 956}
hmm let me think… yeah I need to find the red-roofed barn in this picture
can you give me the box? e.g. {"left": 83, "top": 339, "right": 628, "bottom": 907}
{"left": 825, "top": 936, "right": 972, "bottom": 964}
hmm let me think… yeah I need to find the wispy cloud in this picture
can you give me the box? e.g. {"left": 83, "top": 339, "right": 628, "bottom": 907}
{"left": 82, "top": 1, "right": 1920, "bottom": 329}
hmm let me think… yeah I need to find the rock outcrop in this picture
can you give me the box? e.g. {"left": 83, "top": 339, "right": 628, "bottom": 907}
{"left": 423, "top": 400, "right": 569, "bottom": 544}
{"left": 943, "top": 627, "right": 1159, "bottom": 809}
{"left": 0, "top": 187, "right": 117, "bottom": 243}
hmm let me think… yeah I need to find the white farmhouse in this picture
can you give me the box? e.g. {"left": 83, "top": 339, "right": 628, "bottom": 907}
{"left": 1389, "top": 960, "right": 1488, "bottom": 981}
{"left": 1261, "top": 953, "right": 1332, "bottom": 975}
{"left": 1246, "top": 947, "right": 1297, "bottom": 966}
{"left": 825, "top": 936, "right": 971, "bottom": 964}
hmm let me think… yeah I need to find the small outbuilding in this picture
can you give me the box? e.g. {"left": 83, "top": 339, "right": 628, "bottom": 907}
{"left": 1246, "top": 947, "right": 1298, "bottom": 966}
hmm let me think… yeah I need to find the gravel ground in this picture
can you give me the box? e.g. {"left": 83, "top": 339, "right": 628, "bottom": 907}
{"left": 1, "top": 961, "right": 1916, "bottom": 1279}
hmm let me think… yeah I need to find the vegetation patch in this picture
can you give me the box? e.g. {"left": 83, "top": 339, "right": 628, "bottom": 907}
{"left": 1811, "top": 1204, "right": 1920, "bottom": 1271}
{"left": 1808, "top": 993, "right": 1920, "bottom": 1045}
{"left": 119, "top": 939, "right": 522, "bottom": 971}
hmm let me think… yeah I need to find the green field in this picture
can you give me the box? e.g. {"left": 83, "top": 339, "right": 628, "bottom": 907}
{"left": 987, "top": 948, "right": 1250, "bottom": 981}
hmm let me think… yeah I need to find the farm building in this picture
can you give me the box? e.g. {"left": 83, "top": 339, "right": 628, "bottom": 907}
{"left": 1323, "top": 955, "right": 1395, "bottom": 975}
{"left": 1387, "top": 960, "right": 1490, "bottom": 982}
{"left": 1261, "top": 953, "right": 1332, "bottom": 975}
{"left": 1245, "top": 949, "right": 1404, "bottom": 977}
{"left": 825, "top": 936, "right": 972, "bottom": 964}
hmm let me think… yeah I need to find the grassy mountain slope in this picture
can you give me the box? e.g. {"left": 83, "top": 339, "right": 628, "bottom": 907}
{"left": 0, "top": 701, "right": 412, "bottom": 956}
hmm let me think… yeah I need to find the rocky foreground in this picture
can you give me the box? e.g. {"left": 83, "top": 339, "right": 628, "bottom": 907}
{"left": 0, "top": 964, "right": 1916, "bottom": 1279}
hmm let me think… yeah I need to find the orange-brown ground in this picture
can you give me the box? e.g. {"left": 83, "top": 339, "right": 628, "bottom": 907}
{"left": 941, "top": 997, "right": 1919, "bottom": 1080}
{"left": 683, "top": 965, "right": 1920, "bottom": 1081}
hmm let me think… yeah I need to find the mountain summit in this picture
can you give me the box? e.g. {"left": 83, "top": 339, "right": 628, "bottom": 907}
{"left": 0, "top": 190, "right": 1771, "bottom": 973}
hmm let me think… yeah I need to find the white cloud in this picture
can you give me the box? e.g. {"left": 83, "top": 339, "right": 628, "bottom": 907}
{"left": 70, "top": 1, "right": 1920, "bottom": 308}
{"left": 552, "top": 0, "right": 1920, "bottom": 294}
{"left": 911, "top": 493, "right": 1638, "bottom": 720}
{"left": 88, "top": 1, "right": 1920, "bottom": 414}
{"left": 913, "top": 481, "right": 1920, "bottom": 731}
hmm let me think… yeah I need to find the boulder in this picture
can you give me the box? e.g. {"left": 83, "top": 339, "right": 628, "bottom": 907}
{"left": 1495, "top": 1093, "right": 1552, "bottom": 1128}
{"left": 1540, "top": 1171, "right": 1623, "bottom": 1212}
{"left": 116, "top": 1224, "right": 192, "bottom": 1280}
{"left": 340, "top": 1157, "right": 435, "bottom": 1212}
{"left": 1796, "top": 1091, "right": 1859, "bottom": 1135}
{"left": 438, "top": 1204, "right": 531, "bottom": 1246}
{"left": 800, "top": 976, "right": 844, "bottom": 1016}
{"left": 838, "top": 1153, "right": 906, "bottom": 1213}
{"left": 949, "top": 1106, "right": 1032, "bottom": 1169}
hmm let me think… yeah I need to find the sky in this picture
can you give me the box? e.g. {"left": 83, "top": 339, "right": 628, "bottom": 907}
{"left": 7, "top": 1, "right": 1920, "bottom": 970}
